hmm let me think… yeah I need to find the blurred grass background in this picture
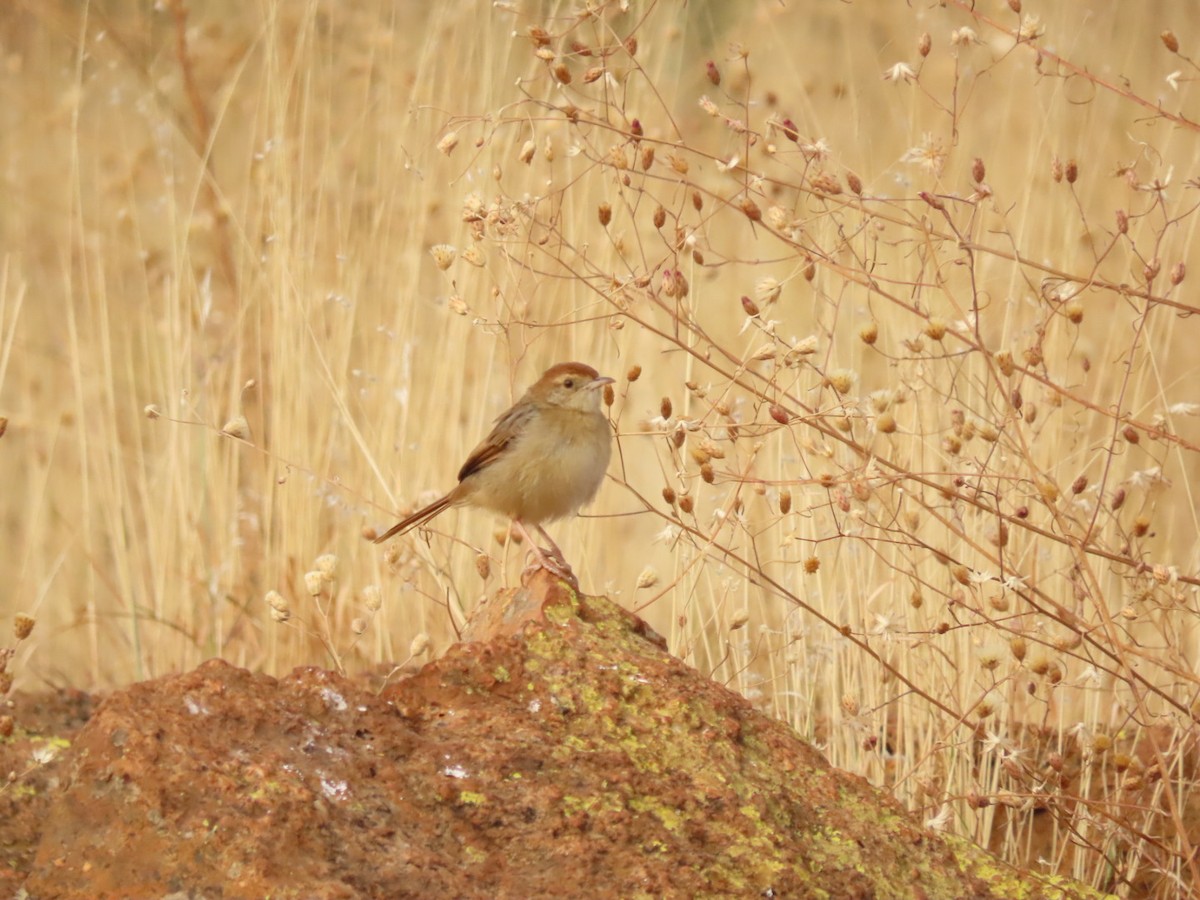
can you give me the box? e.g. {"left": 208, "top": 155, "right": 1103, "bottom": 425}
{"left": 4, "top": 0, "right": 1200, "bottom": 893}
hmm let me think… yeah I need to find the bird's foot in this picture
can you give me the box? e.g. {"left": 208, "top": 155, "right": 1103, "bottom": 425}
{"left": 521, "top": 545, "right": 578, "bottom": 589}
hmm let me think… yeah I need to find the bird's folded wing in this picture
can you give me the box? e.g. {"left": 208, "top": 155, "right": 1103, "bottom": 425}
{"left": 456, "top": 402, "right": 534, "bottom": 482}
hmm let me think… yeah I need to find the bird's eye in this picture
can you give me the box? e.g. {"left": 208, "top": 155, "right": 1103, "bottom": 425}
{"left": 563, "top": 378, "right": 574, "bottom": 388}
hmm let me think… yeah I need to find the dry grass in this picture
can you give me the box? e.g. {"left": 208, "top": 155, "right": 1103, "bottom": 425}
{"left": 4, "top": 0, "right": 1200, "bottom": 895}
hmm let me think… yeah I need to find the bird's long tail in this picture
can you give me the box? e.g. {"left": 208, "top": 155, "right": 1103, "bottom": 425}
{"left": 373, "top": 493, "right": 455, "bottom": 544}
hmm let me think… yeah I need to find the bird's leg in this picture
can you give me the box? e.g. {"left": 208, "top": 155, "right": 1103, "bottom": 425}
{"left": 512, "top": 520, "right": 575, "bottom": 584}
{"left": 534, "top": 524, "right": 570, "bottom": 570}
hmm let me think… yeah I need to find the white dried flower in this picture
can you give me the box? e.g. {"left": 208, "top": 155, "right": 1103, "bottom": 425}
{"left": 882, "top": 62, "right": 916, "bottom": 83}
{"left": 1018, "top": 15, "right": 1044, "bottom": 41}
{"left": 518, "top": 139, "right": 536, "bottom": 165}
{"left": 429, "top": 244, "right": 457, "bottom": 271}
{"left": 436, "top": 131, "right": 460, "bottom": 156}
{"left": 699, "top": 95, "right": 720, "bottom": 116}
{"left": 756, "top": 277, "right": 782, "bottom": 305}
{"left": 950, "top": 27, "right": 977, "bottom": 47}
{"left": 900, "top": 133, "right": 948, "bottom": 176}
{"left": 460, "top": 246, "right": 485, "bottom": 267}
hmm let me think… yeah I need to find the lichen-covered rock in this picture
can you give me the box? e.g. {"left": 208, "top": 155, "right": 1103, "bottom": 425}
{"left": 24, "top": 572, "right": 1112, "bottom": 899}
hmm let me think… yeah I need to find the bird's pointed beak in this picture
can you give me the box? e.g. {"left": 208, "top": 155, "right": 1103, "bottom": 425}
{"left": 587, "top": 375, "right": 616, "bottom": 390}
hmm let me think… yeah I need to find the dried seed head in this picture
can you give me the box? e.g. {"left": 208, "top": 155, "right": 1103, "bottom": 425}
{"left": 527, "top": 26, "right": 551, "bottom": 47}
{"left": 804, "top": 556, "right": 820, "bottom": 573}
{"left": 1171, "top": 262, "right": 1186, "bottom": 285}
{"left": 304, "top": 571, "right": 324, "bottom": 596}
{"left": 1038, "top": 480, "right": 1060, "bottom": 504}
{"left": 265, "top": 590, "right": 290, "bottom": 622}
{"left": 626, "top": 364, "right": 642, "bottom": 382}
{"left": 1111, "top": 487, "right": 1126, "bottom": 511}
{"left": 552, "top": 62, "right": 571, "bottom": 84}
{"left": 989, "top": 522, "right": 1009, "bottom": 547}
{"left": 847, "top": 171, "right": 863, "bottom": 195}
{"left": 706, "top": 60, "right": 721, "bottom": 85}
{"left": 741, "top": 295, "right": 760, "bottom": 317}
{"left": 909, "top": 590, "right": 923, "bottom": 608}
{"left": 1065, "top": 158, "right": 1078, "bottom": 184}
{"left": 662, "top": 486, "right": 677, "bottom": 506}
{"left": 1065, "top": 300, "right": 1084, "bottom": 323}
{"left": 877, "top": 412, "right": 897, "bottom": 434}
{"left": 603, "top": 383, "right": 615, "bottom": 407}
{"left": 624, "top": 35, "right": 637, "bottom": 57}
{"left": 362, "top": 585, "right": 383, "bottom": 612}
{"left": 779, "top": 489, "right": 792, "bottom": 514}
{"left": 1132, "top": 515, "right": 1150, "bottom": 537}
{"left": 700, "top": 462, "right": 715, "bottom": 484}
{"left": 660, "top": 396, "right": 673, "bottom": 419}
{"left": 1161, "top": 30, "right": 1180, "bottom": 53}
{"left": 1051, "top": 157, "right": 1063, "bottom": 183}
{"left": 729, "top": 608, "right": 750, "bottom": 630}
{"left": 679, "top": 495, "right": 694, "bottom": 514}
{"left": 653, "top": 205, "right": 666, "bottom": 229}
{"left": 995, "top": 350, "right": 1015, "bottom": 377}
{"left": 315, "top": 554, "right": 338, "bottom": 581}
{"left": 221, "top": 415, "right": 251, "bottom": 441}
{"left": 1023, "top": 401, "right": 1038, "bottom": 424}
{"left": 859, "top": 321, "right": 879, "bottom": 345}
{"left": 1116, "top": 209, "right": 1128, "bottom": 233}
{"left": 979, "top": 422, "right": 999, "bottom": 442}
{"left": 826, "top": 369, "right": 857, "bottom": 394}
{"left": 1022, "top": 345, "right": 1043, "bottom": 367}
{"left": 436, "top": 131, "right": 460, "bottom": 156}
{"left": 918, "top": 31, "right": 932, "bottom": 57}
{"left": 1071, "top": 475, "right": 1088, "bottom": 495}
{"left": 740, "top": 198, "right": 762, "bottom": 221}
{"left": 350, "top": 617, "right": 368, "bottom": 635}
{"left": 972, "top": 157, "right": 986, "bottom": 183}
{"left": 1122, "top": 425, "right": 1140, "bottom": 444}
{"left": 1010, "top": 637, "right": 1027, "bottom": 662}
{"left": 636, "top": 566, "right": 659, "bottom": 589}
{"left": 13, "top": 614, "right": 35, "bottom": 640}
{"left": 951, "top": 564, "right": 971, "bottom": 586}
{"left": 811, "top": 173, "right": 842, "bottom": 195}
{"left": 144, "top": 404, "right": 161, "bottom": 420}
{"left": 669, "top": 154, "right": 689, "bottom": 174}
{"left": 641, "top": 145, "right": 654, "bottom": 169}
{"left": 410, "top": 632, "right": 431, "bottom": 658}
{"left": 925, "top": 318, "right": 947, "bottom": 341}
{"left": 1144, "top": 258, "right": 1161, "bottom": 283}
{"left": 583, "top": 66, "right": 604, "bottom": 83}
{"left": 598, "top": 202, "right": 612, "bottom": 226}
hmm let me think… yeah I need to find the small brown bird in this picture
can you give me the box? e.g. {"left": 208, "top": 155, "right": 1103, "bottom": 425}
{"left": 374, "top": 361, "right": 614, "bottom": 577}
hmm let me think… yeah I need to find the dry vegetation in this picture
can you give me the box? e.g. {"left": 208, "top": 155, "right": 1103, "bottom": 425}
{"left": 4, "top": 0, "right": 1200, "bottom": 895}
